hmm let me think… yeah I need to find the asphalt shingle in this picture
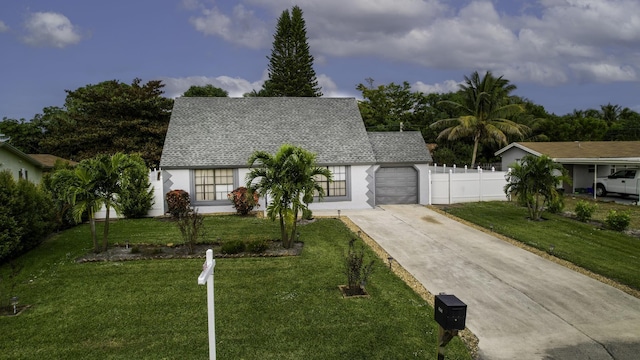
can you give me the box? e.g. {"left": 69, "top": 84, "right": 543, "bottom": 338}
{"left": 160, "top": 97, "right": 379, "bottom": 168}
{"left": 367, "top": 132, "right": 432, "bottom": 164}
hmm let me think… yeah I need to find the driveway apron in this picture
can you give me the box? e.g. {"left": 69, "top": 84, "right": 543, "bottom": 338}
{"left": 345, "top": 204, "right": 640, "bottom": 360}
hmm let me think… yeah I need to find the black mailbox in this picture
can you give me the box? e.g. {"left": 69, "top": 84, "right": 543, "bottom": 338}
{"left": 434, "top": 294, "right": 467, "bottom": 330}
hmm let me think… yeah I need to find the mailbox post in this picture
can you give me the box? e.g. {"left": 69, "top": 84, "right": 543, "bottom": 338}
{"left": 434, "top": 294, "right": 467, "bottom": 360}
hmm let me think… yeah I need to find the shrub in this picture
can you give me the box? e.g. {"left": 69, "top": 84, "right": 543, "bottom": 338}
{"left": 246, "top": 239, "right": 268, "bottom": 253}
{"left": 15, "top": 179, "right": 55, "bottom": 252}
{"left": 166, "top": 189, "right": 190, "bottom": 218}
{"left": 227, "top": 187, "right": 259, "bottom": 215}
{"left": 120, "top": 157, "right": 154, "bottom": 218}
{"left": 0, "top": 170, "right": 55, "bottom": 262}
{"left": 604, "top": 210, "right": 631, "bottom": 232}
{"left": 546, "top": 195, "right": 564, "bottom": 214}
{"left": 302, "top": 208, "right": 313, "bottom": 220}
{"left": 42, "top": 165, "right": 78, "bottom": 229}
{"left": 176, "top": 208, "right": 205, "bottom": 254}
{"left": 343, "top": 238, "right": 374, "bottom": 296}
{"left": 221, "top": 240, "right": 246, "bottom": 254}
{"left": 575, "top": 200, "right": 597, "bottom": 222}
{"left": 0, "top": 172, "right": 21, "bottom": 261}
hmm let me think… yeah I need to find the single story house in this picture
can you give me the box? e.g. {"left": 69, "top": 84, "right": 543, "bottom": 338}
{"left": 0, "top": 139, "right": 44, "bottom": 183}
{"left": 1, "top": 136, "right": 78, "bottom": 184}
{"left": 495, "top": 141, "right": 640, "bottom": 193}
{"left": 159, "top": 97, "right": 433, "bottom": 213}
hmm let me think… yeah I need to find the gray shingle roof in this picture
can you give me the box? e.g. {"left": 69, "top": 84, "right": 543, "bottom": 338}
{"left": 160, "top": 97, "right": 377, "bottom": 168}
{"left": 367, "top": 132, "right": 432, "bottom": 164}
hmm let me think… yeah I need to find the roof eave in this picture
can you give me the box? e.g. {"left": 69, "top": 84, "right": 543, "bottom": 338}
{"left": 495, "top": 143, "right": 543, "bottom": 157}
{"left": 553, "top": 157, "right": 640, "bottom": 165}
{"left": 0, "top": 143, "right": 43, "bottom": 168}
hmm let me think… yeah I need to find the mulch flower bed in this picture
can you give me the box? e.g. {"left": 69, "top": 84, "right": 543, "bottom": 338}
{"left": 75, "top": 241, "right": 303, "bottom": 263}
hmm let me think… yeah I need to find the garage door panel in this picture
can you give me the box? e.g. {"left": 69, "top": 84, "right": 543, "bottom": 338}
{"left": 375, "top": 167, "right": 418, "bottom": 205}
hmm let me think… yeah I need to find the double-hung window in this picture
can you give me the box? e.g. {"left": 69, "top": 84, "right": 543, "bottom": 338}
{"left": 315, "top": 165, "right": 347, "bottom": 198}
{"left": 194, "top": 169, "right": 234, "bottom": 202}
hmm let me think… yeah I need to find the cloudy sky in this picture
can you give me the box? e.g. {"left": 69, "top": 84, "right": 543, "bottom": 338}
{"left": 1, "top": 0, "right": 640, "bottom": 120}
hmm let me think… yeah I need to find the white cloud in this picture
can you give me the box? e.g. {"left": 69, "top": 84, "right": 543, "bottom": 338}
{"left": 160, "top": 75, "right": 265, "bottom": 98}
{"left": 412, "top": 80, "right": 461, "bottom": 94}
{"left": 189, "top": 4, "right": 269, "bottom": 49}
{"left": 23, "top": 12, "right": 82, "bottom": 48}
{"left": 316, "top": 74, "right": 355, "bottom": 97}
{"left": 498, "top": 62, "right": 570, "bottom": 85}
{"left": 161, "top": 72, "right": 349, "bottom": 98}
{"left": 181, "top": 0, "right": 201, "bottom": 11}
{"left": 0, "top": 21, "right": 9, "bottom": 33}
{"left": 184, "top": 0, "right": 640, "bottom": 86}
{"left": 570, "top": 62, "right": 637, "bottom": 82}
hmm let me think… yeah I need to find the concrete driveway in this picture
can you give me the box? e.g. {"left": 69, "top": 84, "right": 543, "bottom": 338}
{"left": 342, "top": 205, "right": 640, "bottom": 360}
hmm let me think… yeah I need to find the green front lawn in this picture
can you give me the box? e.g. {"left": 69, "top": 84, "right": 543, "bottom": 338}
{"left": 0, "top": 216, "right": 471, "bottom": 359}
{"left": 439, "top": 201, "right": 640, "bottom": 291}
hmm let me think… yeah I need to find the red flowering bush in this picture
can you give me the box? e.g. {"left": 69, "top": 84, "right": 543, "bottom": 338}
{"left": 228, "top": 187, "right": 260, "bottom": 215}
{"left": 166, "top": 189, "right": 190, "bottom": 218}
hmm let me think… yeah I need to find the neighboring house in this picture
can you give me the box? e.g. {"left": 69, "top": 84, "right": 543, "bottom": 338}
{"left": 495, "top": 141, "right": 640, "bottom": 193}
{"left": 28, "top": 154, "right": 78, "bottom": 173}
{"left": 159, "top": 97, "right": 433, "bottom": 214}
{"left": 0, "top": 138, "right": 77, "bottom": 184}
{"left": 0, "top": 140, "right": 43, "bottom": 183}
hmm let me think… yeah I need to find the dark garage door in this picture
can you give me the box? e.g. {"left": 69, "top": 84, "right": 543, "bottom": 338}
{"left": 375, "top": 167, "right": 418, "bottom": 205}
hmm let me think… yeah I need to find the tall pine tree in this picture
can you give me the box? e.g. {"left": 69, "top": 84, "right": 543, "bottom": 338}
{"left": 262, "top": 6, "right": 322, "bottom": 97}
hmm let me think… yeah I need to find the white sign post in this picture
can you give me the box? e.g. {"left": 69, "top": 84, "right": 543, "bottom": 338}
{"left": 197, "top": 249, "right": 216, "bottom": 360}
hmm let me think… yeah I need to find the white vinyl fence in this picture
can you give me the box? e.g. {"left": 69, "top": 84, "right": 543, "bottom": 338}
{"left": 428, "top": 164, "right": 509, "bottom": 205}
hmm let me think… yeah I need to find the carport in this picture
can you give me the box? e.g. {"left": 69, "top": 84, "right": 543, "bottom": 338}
{"left": 495, "top": 141, "right": 640, "bottom": 199}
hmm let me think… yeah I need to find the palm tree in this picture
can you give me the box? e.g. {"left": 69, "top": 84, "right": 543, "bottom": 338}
{"left": 504, "top": 155, "right": 570, "bottom": 220}
{"left": 68, "top": 153, "right": 137, "bottom": 252}
{"left": 246, "top": 149, "right": 289, "bottom": 245}
{"left": 431, "top": 71, "right": 529, "bottom": 166}
{"left": 91, "top": 153, "right": 136, "bottom": 251}
{"left": 246, "top": 144, "right": 331, "bottom": 248}
{"left": 68, "top": 166, "right": 103, "bottom": 253}
{"left": 600, "top": 103, "right": 621, "bottom": 124}
{"left": 286, "top": 148, "right": 331, "bottom": 244}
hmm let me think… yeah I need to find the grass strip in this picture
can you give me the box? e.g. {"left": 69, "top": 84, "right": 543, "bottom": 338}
{"left": 439, "top": 201, "right": 640, "bottom": 292}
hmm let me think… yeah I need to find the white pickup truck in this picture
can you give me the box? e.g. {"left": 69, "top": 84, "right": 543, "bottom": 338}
{"left": 595, "top": 169, "right": 640, "bottom": 197}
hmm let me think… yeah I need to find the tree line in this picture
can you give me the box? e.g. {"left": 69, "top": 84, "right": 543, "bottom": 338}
{"left": 3, "top": 76, "right": 639, "bottom": 168}
{"left": 356, "top": 75, "right": 640, "bottom": 166}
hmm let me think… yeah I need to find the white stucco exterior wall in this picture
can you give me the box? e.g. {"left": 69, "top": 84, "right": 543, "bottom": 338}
{"left": 309, "top": 165, "right": 373, "bottom": 210}
{"left": 500, "top": 147, "right": 530, "bottom": 170}
{"left": 162, "top": 165, "right": 376, "bottom": 215}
